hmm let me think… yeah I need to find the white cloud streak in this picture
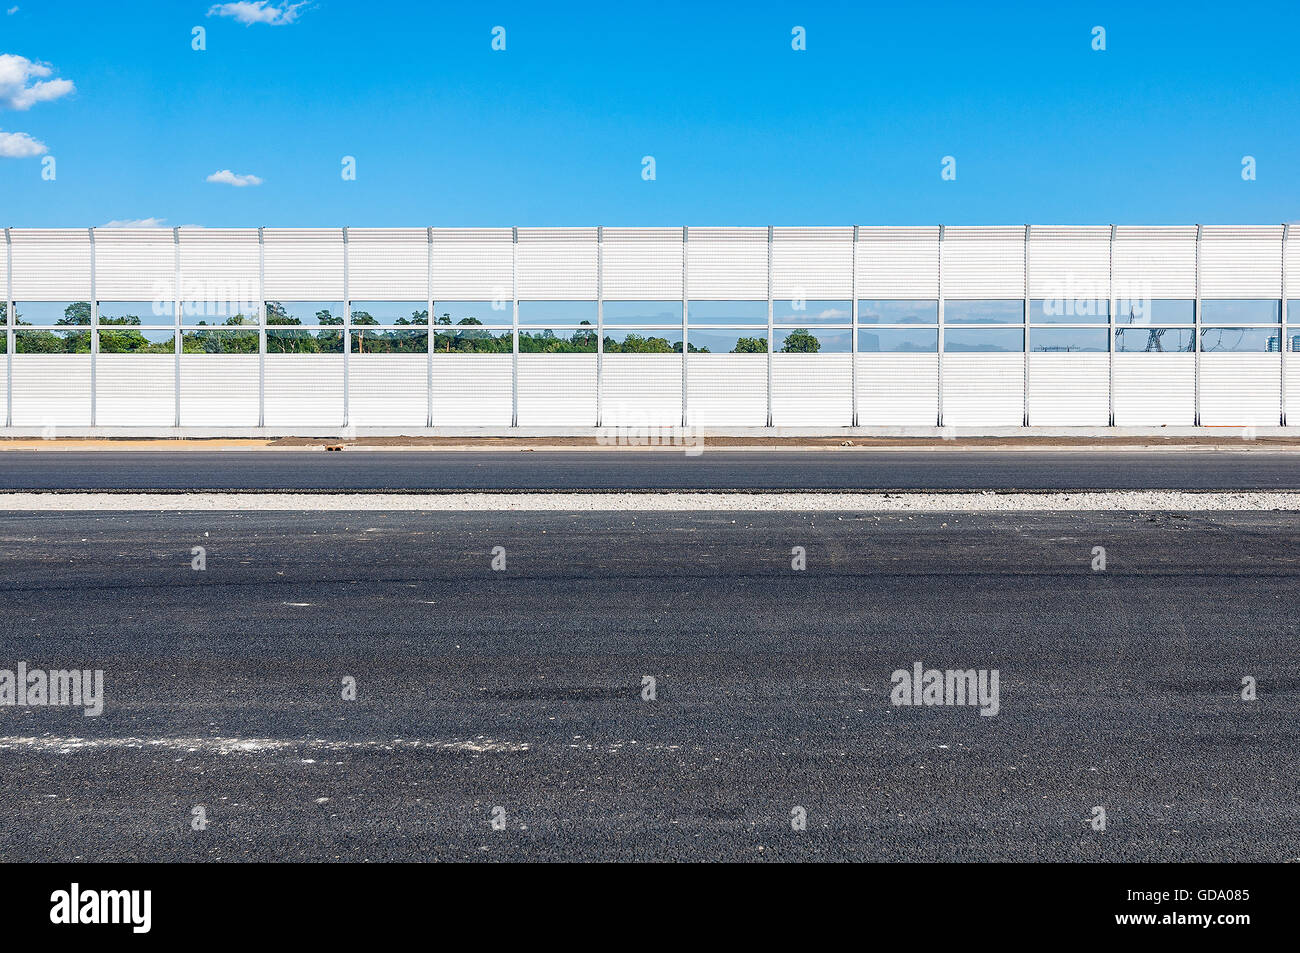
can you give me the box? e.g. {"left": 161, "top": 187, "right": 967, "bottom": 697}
{"left": 207, "top": 2, "right": 308, "bottom": 26}
{"left": 100, "top": 218, "right": 167, "bottom": 228}
{"left": 0, "top": 128, "right": 46, "bottom": 157}
{"left": 206, "top": 169, "right": 263, "bottom": 187}
{"left": 0, "top": 53, "right": 75, "bottom": 110}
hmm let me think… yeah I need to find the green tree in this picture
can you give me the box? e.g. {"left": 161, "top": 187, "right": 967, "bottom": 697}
{"left": 780, "top": 329, "right": 820, "bottom": 353}
{"left": 732, "top": 336, "right": 767, "bottom": 354}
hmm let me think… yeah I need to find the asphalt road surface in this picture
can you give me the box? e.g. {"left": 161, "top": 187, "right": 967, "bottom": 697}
{"left": 0, "top": 449, "right": 1298, "bottom": 492}
{"left": 0, "top": 509, "right": 1296, "bottom": 861}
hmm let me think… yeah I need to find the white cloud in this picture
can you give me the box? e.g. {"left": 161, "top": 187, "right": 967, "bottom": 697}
{"left": 6, "top": 7, "right": 19, "bottom": 15}
{"left": 100, "top": 218, "right": 167, "bottom": 228}
{"left": 0, "top": 54, "right": 75, "bottom": 110}
{"left": 817, "top": 307, "right": 850, "bottom": 319}
{"left": 207, "top": 1, "right": 308, "bottom": 25}
{"left": 206, "top": 169, "right": 263, "bottom": 187}
{"left": 0, "top": 128, "right": 46, "bottom": 157}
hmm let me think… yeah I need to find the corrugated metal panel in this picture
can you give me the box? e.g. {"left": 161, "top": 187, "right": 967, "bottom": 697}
{"left": 942, "top": 354, "right": 1025, "bottom": 426}
{"left": 856, "top": 354, "right": 938, "bottom": 424}
{"left": 94, "top": 229, "right": 176, "bottom": 300}
{"left": 1, "top": 231, "right": 8, "bottom": 297}
{"left": 771, "top": 227, "right": 853, "bottom": 299}
{"left": 516, "top": 227, "right": 598, "bottom": 299}
{"left": 10, "top": 229, "right": 92, "bottom": 300}
{"left": 178, "top": 229, "right": 260, "bottom": 306}
{"left": 1027, "top": 354, "right": 1109, "bottom": 425}
{"left": 431, "top": 228, "right": 514, "bottom": 300}
{"left": 1199, "top": 354, "right": 1281, "bottom": 425}
{"left": 602, "top": 228, "right": 683, "bottom": 299}
{"left": 179, "top": 356, "right": 259, "bottom": 426}
{"left": 601, "top": 354, "right": 682, "bottom": 427}
{"left": 1113, "top": 226, "right": 1197, "bottom": 299}
{"left": 771, "top": 354, "right": 852, "bottom": 425}
{"left": 855, "top": 226, "right": 940, "bottom": 298}
{"left": 432, "top": 355, "right": 513, "bottom": 425}
{"left": 517, "top": 354, "right": 597, "bottom": 425}
{"left": 941, "top": 226, "right": 1026, "bottom": 298}
{"left": 686, "top": 354, "right": 767, "bottom": 425}
{"left": 349, "top": 354, "right": 427, "bottom": 426}
{"left": 1286, "top": 230, "right": 1300, "bottom": 300}
{"left": 1199, "top": 225, "right": 1283, "bottom": 298}
{"left": 686, "top": 227, "right": 768, "bottom": 299}
{"left": 1112, "top": 354, "right": 1195, "bottom": 425}
{"left": 95, "top": 355, "right": 175, "bottom": 425}
{"left": 11, "top": 355, "right": 91, "bottom": 425}
{"left": 1287, "top": 362, "right": 1300, "bottom": 424}
{"left": 347, "top": 228, "right": 429, "bottom": 300}
{"left": 263, "top": 355, "right": 344, "bottom": 426}
{"left": 1027, "top": 226, "right": 1111, "bottom": 298}
{"left": 262, "top": 229, "right": 345, "bottom": 300}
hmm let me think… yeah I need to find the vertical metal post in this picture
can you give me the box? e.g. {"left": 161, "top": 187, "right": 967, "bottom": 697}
{"left": 4, "top": 227, "right": 12, "bottom": 429}
{"left": 596, "top": 225, "right": 603, "bottom": 429}
{"left": 257, "top": 226, "right": 266, "bottom": 428}
{"left": 511, "top": 226, "right": 519, "bottom": 428}
{"left": 1108, "top": 224, "right": 1117, "bottom": 426}
{"left": 766, "top": 225, "right": 774, "bottom": 428}
{"left": 1282, "top": 223, "right": 1290, "bottom": 427}
{"left": 681, "top": 226, "right": 689, "bottom": 429}
{"left": 936, "top": 224, "right": 945, "bottom": 427}
{"left": 173, "top": 226, "right": 182, "bottom": 428}
{"left": 89, "top": 227, "right": 97, "bottom": 427}
{"left": 342, "top": 226, "right": 350, "bottom": 430}
{"left": 1194, "top": 223, "right": 1203, "bottom": 427}
{"left": 851, "top": 225, "right": 859, "bottom": 427}
{"left": 1023, "top": 224, "right": 1031, "bottom": 427}
{"left": 426, "top": 226, "right": 434, "bottom": 429}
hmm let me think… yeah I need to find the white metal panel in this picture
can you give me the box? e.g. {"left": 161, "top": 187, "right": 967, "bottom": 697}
{"left": 1286, "top": 230, "right": 1300, "bottom": 300}
{"left": 855, "top": 226, "right": 939, "bottom": 298}
{"left": 1112, "top": 353, "right": 1195, "bottom": 425}
{"left": 179, "top": 355, "right": 259, "bottom": 426}
{"left": 178, "top": 229, "right": 260, "bottom": 309}
{"left": 1287, "top": 361, "right": 1300, "bottom": 425}
{"left": 1, "top": 231, "right": 9, "bottom": 297}
{"left": 771, "top": 227, "right": 853, "bottom": 299}
{"left": 941, "top": 226, "right": 1025, "bottom": 298}
{"left": 431, "top": 228, "right": 514, "bottom": 301}
{"left": 601, "top": 354, "right": 682, "bottom": 427}
{"left": 1199, "top": 354, "right": 1281, "bottom": 426}
{"left": 686, "top": 354, "right": 767, "bottom": 425}
{"left": 262, "top": 229, "right": 345, "bottom": 299}
{"left": 771, "top": 354, "right": 852, "bottom": 425}
{"left": 348, "top": 354, "right": 427, "bottom": 426}
{"left": 347, "top": 228, "right": 429, "bottom": 300}
{"left": 856, "top": 354, "right": 938, "bottom": 425}
{"left": 263, "top": 354, "right": 343, "bottom": 426}
{"left": 1199, "top": 225, "right": 1283, "bottom": 298}
{"left": 942, "top": 354, "right": 1025, "bottom": 426}
{"left": 11, "top": 355, "right": 91, "bottom": 426}
{"left": 602, "top": 227, "right": 683, "bottom": 299}
{"left": 517, "top": 354, "right": 597, "bottom": 425}
{"left": 1112, "top": 226, "right": 1197, "bottom": 299}
{"left": 516, "top": 227, "right": 597, "bottom": 299}
{"left": 686, "top": 227, "right": 768, "bottom": 299}
{"left": 94, "top": 229, "right": 175, "bottom": 300}
{"left": 95, "top": 354, "right": 175, "bottom": 426}
{"left": 1027, "top": 353, "right": 1109, "bottom": 425}
{"left": 432, "top": 355, "right": 512, "bottom": 425}
{"left": 1027, "top": 226, "right": 1111, "bottom": 299}
{"left": 10, "top": 229, "right": 92, "bottom": 300}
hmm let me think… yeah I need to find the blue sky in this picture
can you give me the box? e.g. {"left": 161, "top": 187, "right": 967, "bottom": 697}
{"left": 1, "top": 0, "right": 1298, "bottom": 227}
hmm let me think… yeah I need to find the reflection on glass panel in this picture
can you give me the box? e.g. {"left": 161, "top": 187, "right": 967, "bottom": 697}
{"left": 687, "top": 300, "right": 767, "bottom": 325}
{"left": 182, "top": 294, "right": 259, "bottom": 325}
{"left": 183, "top": 309, "right": 258, "bottom": 328}
{"left": 1200, "top": 328, "right": 1282, "bottom": 353}
{"left": 1114, "top": 327, "right": 1194, "bottom": 352}
{"left": 774, "top": 328, "right": 851, "bottom": 353}
{"left": 350, "top": 301, "right": 429, "bottom": 326}
{"left": 267, "top": 328, "right": 344, "bottom": 353}
{"left": 1030, "top": 329, "right": 1109, "bottom": 352}
{"left": 518, "top": 327, "right": 597, "bottom": 353}
{"left": 944, "top": 300, "right": 1024, "bottom": 324}
{"left": 432, "top": 300, "right": 512, "bottom": 327}
{"left": 432, "top": 327, "right": 513, "bottom": 353}
{"left": 14, "top": 301, "right": 90, "bottom": 326}
{"left": 14, "top": 329, "right": 91, "bottom": 353}
{"left": 1116, "top": 298, "right": 1193, "bottom": 326}
{"left": 518, "top": 300, "right": 597, "bottom": 326}
{"left": 98, "top": 328, "right": 174, "bottom": 354}
{"left": 603, "top": 301, "right": 681, "bottom": 326}
{"left": 265, "top": 301, "right": 343, "bottom": 327}
{"left": 773, "top": 300, "right": 851, "bottom": 325}
{"left": 857, "top": 300, "right": 937, "bottom": 324}
{"left": 1200, "top": 300, "right": 1280, "bottom": 324}
{"left": 857, "top": 328, "right": 938, "bottom": 353}
{"left": 686, "top": 329, "right": 768, "bottom": 354}
{"left": 944, "top": 328, "right": 1024, "bottom": 352}
{"left": 1029, "top": 298, "right": 1108, "bottom": 325}
{"left": 603, "top": 329, "right": 685, "bottom": 353}
{"left": 350, "top": 329, "right": 428, "bottom": 353}
{"left": 99, "top": 300, "right": 173, "bottom": 325}
{"left": 181, "top": 328, "right": 260, "bottom": 353}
